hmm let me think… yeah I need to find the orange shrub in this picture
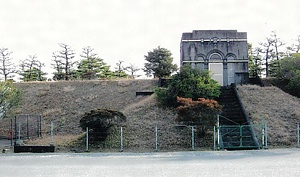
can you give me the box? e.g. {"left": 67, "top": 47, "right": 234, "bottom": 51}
{"left": 176, "top": 96, "right": 221, "bottom": 127}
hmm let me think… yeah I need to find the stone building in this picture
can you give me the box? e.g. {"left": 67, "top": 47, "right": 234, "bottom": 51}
{"left": 180, "top": 30, "right": 249, "bottom": 86}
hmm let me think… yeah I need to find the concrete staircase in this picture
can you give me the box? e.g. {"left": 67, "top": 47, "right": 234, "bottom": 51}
{"left": 216, "top": 85, "right": 259, "bottom": 150}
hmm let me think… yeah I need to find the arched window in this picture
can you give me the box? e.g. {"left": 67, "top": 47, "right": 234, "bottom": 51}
{"left": 195, "top": 54, "right": 205, "bottom": 61}
{"left": 226, "top": 53, "right": 237, "bottom": 60}
{"left": 206, "top": 50, "right": 224, "bottom": 61}
{"left": 209, "top": 53, "right": 222, "bottom": 60}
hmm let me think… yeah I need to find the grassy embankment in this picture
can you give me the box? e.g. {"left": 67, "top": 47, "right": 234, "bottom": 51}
{"left": 1, "top": 80, "right": 299, "bottom": 151}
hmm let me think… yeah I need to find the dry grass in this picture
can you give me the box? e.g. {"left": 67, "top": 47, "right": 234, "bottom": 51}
{"left": 2, "top": 80, "right": 299, "bottom": 151}
{"left": 120, "top": 94, "right": 212, "bottom": 151}
{"left": 9, "top": 79, "right": 158, "bottom": 135}
{"left": 24, "top": 134, "right": 81, "bottom": 146}
{"left": 237, "top": 85, "right": 300, "bottom": 146}
{"left": 1, "top": 78, "right": 210, "bottom": 151}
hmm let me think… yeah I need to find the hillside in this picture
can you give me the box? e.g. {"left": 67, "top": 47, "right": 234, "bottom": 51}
{"left": 237, "top": 85, "right": 300, "bottom": 147}
{"left": 1, "top": 79, "right": 205, "bottom": 151}
{"left": 13, "top": 79, "right": 157, "bottom": 134}
{"left": 1, "top": 80, "right": 299, "bottom": 151}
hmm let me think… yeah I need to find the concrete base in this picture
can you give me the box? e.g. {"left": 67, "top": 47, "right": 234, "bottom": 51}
{"left": 14, "top": 145, "right": 55, "bottom": 153}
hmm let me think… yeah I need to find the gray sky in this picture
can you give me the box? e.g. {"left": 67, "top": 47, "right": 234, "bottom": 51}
{"left": 1, "top": 0, "right": 299, "bottom": 78}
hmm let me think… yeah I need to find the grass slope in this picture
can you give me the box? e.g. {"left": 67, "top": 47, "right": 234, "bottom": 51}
{"left": 121, "top": 94, "right": 210, "bottom": 152}
{"left": 1, "top": 79, "right": 157, "bottom": 137}
{"left": 237, "top": 85, "right": 300, "bottom": 146}
{"left": 1, "top": 80, "right": 299, "bottom": 151}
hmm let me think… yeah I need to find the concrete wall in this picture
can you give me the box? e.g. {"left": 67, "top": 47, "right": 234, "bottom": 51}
{"left": 180, "top": 30, "right": 249, "bottom": 86}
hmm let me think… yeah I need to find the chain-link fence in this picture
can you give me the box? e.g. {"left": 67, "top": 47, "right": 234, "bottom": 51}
{"left": 4, "top": 119, "right": 300, "bottom": 152}
{"left": 75, "top": 125, "right": 215, "bottom": 152}
{"left": 12, "top": 115, "right": 42, "bottom": 145}
{"left": 16, "top": 124, "right": 214, "bottom": 152}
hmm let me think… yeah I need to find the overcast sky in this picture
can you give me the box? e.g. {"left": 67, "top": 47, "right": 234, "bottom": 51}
{"left": 1, "top": 0, "right": 299, "bottom": 78}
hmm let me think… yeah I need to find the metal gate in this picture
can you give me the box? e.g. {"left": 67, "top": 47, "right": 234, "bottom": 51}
{"left": 214, "top": 117, "right": 268, "bottom": 150}
{"left": 219, "top": 125, "right": 259, "bottom": 149}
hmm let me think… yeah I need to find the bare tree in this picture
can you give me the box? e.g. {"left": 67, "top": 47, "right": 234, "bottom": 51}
{"left": 0, "top": 48, "right": 15, "bottom": 81}
{"left": 115, "top": 60, "right": 126, "bottom": 77}
{"left": 259, "top": 38, "right": 274, "bottom": 77}
{"left": 57, "top": 43, "right": 76, "bottom": 80}
{"left": 80, "top": 46, "right": 97, "bottom": 60}
{"left": 19, "top": 55, "right": 46, "bottom": 81}
{"left": 271, "top": 31, "right": 285, "bottom": 65}
{"left": 19, "top": 55, "right": 37, "bottom": 79}
{"left": 285, "top": 35, "right": 300, "bottom": 56}
{"left": 271, "top": 31, "right": 284, "bottom": 59}
{"left": 125, "top": 63, "right": 140, "bottom": 79}
{"left": 52, "top": 52, "right": 63, "bottom": 73}
{"left": 36, "top": 60, "right": 46, "bottom": 81}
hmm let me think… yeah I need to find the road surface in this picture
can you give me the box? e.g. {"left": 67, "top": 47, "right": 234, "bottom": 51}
{"left": 0, "top": 148, "right": 299, "bottom": 177}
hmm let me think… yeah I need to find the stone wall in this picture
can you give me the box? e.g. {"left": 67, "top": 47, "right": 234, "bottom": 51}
{"left": 180, "top": 30, "right": 249, "bottom": 86}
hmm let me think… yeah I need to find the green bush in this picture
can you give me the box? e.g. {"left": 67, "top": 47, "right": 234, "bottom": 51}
{"left": 155, "top": 65, "right": 221, "bottom": 107}
{"left": 274, "top": 53, "right": 300, "bottom": 93}
{"left": 0, "top": 81, "right": 21, "bottom": 119}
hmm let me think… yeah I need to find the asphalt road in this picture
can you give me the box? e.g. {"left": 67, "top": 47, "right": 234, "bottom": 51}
{"left": 0, "top": 148, "right": 299, "bottom": 177}
{"left": 0, "top": 139, "right": 11, "bottom": 147}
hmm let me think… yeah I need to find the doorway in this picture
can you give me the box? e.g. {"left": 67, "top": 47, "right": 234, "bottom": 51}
{"left": 209, "top": 63, "right": 223, "bottom": 86}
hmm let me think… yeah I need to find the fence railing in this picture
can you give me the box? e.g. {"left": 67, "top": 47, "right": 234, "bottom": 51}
{"left": 5, "top": 120, "right": 300, "bottom": 151}
{"left": 7, "top": 121, "right": 215, "bottom": 151}
{"left": 82, "top": 125, "right": 211, "bottom": 152}
{"left": 213, "top": 118, "right": 300, "bottom": 150}
{"left": 297, "top": 123, "right": 300, "bottom": 148}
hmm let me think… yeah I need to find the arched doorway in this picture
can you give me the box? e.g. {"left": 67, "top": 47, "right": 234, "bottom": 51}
{"left": 208, "top": 52, "right": 223, "bottom": 86}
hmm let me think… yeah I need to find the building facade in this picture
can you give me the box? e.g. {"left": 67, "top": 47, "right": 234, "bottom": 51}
{"left": 180, "top": 30, "right": 249, "bottom": 86}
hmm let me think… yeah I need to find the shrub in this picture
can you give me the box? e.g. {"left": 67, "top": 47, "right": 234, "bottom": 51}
{"left": 0, "top": 81, "right": 21, "bottom": 119}
{"left": 277, "top": 53, "right": 300, "bottom": 89}
{"left": 79, "top": 108, "right": 126, "bottom": 141}
{"left": 155, "top": 65, "right": 221, "bottom": 107}
{"left": 176, "top": 97, "right": 221, "bottom": 136}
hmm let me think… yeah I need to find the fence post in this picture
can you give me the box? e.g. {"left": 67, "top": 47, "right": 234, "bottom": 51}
{"left": 86, "top": 127, "right": 89, "bottom": 152}
{"left": 191, "top": 126, "right": 195, "bottom": 150}
{"left": 36, "top": 115, "right": 39, "bottom": 137}
{"left": 39, "top": 115, "right": 42, "bottom": 137}
{"left": 261, "top": 117, "right": 265, "bottom": 148}
{"left": 217, "top": 115, "right": 220, "bottom": 149}
{"left": 213, "top": 126, "right": 216, "bottom": 150}
{"left": 239, "top": 125, "right": 243, "bottom": 147}
{"left": 120, "top": 127, "right": 123, "bottom": 152}
{"left": 50, "top": 121, "right": 54, "bottom": 146}
{"left": 17, "top": 122, "right": 21, "bottom": 145}
{"left": 14, "top": 116, "right": 17, "bottom": 144}
{"left": 265, "top": 124, "right": 268, "bottom": 149}
{"left": 155, "top": 125, "right": 158, "bottom": 151}
{"left": 10, "top": 118, "right": 13, "bottom": 146}
{"left": 297, "top": 123, "right": 299, "bottom": 148}
{"left": 26, "top": 115, "right": 29, "bottom": 139}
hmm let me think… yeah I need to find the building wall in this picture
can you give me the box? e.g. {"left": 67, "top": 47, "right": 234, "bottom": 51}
{"left": 180, "top": 30, "right": 249, "bottom": 86}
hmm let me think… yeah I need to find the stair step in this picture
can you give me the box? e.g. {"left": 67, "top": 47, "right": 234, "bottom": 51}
{"left": 218, "top": 85, "right": 258, "bottom": 150}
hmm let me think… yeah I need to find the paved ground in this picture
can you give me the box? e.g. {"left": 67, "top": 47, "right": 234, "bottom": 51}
{"left": 0, "top": 148, "right": 299, "bottom": 177}
{"left": 0, "top": 139, "right": 11, "bottom": 147}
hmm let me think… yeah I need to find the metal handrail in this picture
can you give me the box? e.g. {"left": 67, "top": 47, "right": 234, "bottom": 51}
{"left": 218, "top": 115, "right": 240, "bottom": 125}
{"left": 220, "top": 126, "right": 239, "bottom": 137}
